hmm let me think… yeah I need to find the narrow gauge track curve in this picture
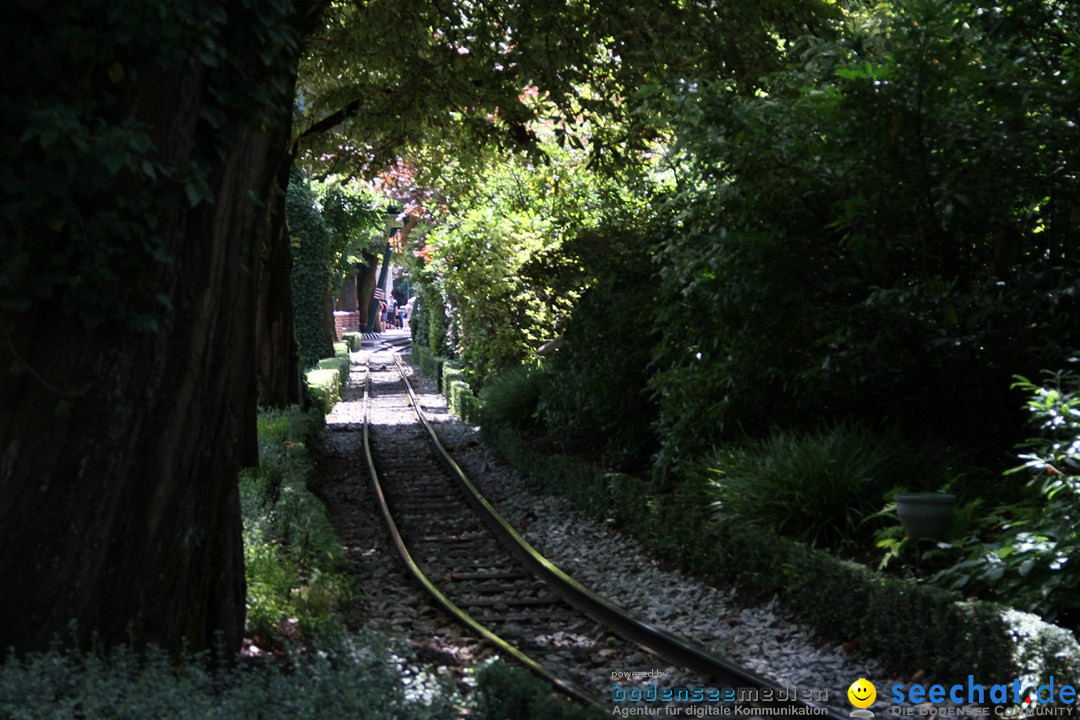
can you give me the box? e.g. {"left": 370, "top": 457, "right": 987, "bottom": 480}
{"left": 362, "top": 348, "right": 847, "bottom": 719}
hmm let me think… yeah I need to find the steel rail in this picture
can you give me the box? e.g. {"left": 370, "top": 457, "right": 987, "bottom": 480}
{"left": 390, "top": 353, "right": 849, "bottom": 720}
{"left": 361, "top": 360, "right": 604, "bottom": 711}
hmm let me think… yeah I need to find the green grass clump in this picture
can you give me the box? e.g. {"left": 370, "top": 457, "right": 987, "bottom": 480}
{"left": 700, "top": 423, "right": 947, "bottom": 550}
{"left": 479, "top": 365, "right": 547, "bottom": 430}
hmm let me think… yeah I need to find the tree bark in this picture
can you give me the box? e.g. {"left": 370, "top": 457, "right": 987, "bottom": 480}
{"left": 337, "top": 271, "right": 359, "bottom": 311}
{"left": 0, "top": 1, "right": 321, "bottom": 655}
{"left": 323, "top": 292, "right": 339, "bottom": 344}
{"left": 358, "top": 255, "right": 379, "bottom": 324}
{"left": 256, "top": 136, "right": 303, "bottom": 409}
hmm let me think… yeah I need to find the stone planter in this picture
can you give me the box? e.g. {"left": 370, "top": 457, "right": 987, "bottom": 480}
{"left": 895, "top": 492, "right": 955, "bottom": 540}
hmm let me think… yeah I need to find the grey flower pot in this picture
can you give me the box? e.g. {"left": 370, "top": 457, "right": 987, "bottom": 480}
{"left": 895, "top": 492, "right": 955, "bottom": 540}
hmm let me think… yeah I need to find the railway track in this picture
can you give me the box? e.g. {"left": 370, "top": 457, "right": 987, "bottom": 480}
{"left": 361, "top": 347, "right": 847, "bottom": 718}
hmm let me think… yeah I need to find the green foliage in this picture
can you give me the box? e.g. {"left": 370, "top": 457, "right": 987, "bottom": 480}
{"left": 479, "top": 366, "right": 549, "bottom": 430}
{"left": 240, "top": 406, "right": 352, "bottom": 643}
{"left": 420, "top": 150, "right": 592, "bottom": 384}
{"left": 539, "top": 230, "right": 660, "bottom": 469}
{"left": 441, "top": 363, "right": 484, "bottom": 426}
{"left": 288, "top": 170, "right": 385, "bottom": 369}
{"left": 416, "top": 278, "right": 452, "bottom": 360}
{"left": 304, "top": 356, "right": 349, "bottom": 416}
{"left": 0, "top": 632, "right": 458, "bottom": 719}
{"left": 288, "top": 170, "right": 336, "bottom": 369}
{"left": 0, "top": 0, "right": 299, "bottom": 332}
{"left": 311, "top": 177, "right": 384, "bottom": 298}
{"left": 647, "top": 0, "right": 1080, "bottom": 473}
{"left": 701, "top": 424, "right": 950, "bottom": 550}
{"left": 479, "top": 411, "right": 1080, "bottom": 681}
{"left": 474, "top": 661, "right": 602, "bottom": 720}
{"left": 934, "top": 361, "right": 1080, "bottom": 623}
{"left": 294, "top": 0, "right": 833, "bottom": 180}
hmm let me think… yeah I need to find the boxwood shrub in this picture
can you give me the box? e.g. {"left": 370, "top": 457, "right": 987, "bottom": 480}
{"left": 341, "top": 332, "right": 363, "bottom": 351}
{"left": 305, "top": 355, "right": 349, "bottom": 414}
{"left": 441, "top": 362, "right": 482, "bottom": 426}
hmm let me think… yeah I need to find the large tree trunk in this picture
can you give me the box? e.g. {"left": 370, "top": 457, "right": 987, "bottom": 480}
{"left": 358, "top": 255, "right": 379, "bottom": 326}
{"left": 323, "top": 292, "right": 339, "bottom": 344}
{"left": 256, "top": 139, "right": 303, "bottom": 409}
{"left": 0, "top": 1, "right": 319, "bottom": 655}
{"left": 337, "top": 271, "right": 359, "bottom": 311}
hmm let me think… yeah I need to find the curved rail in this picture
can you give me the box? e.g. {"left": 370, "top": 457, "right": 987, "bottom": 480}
{"left": 361, "top": 361, "right": 603, "bottom": 710}
{"left": 388, "top": 353, "right": 848, "bottom": 720}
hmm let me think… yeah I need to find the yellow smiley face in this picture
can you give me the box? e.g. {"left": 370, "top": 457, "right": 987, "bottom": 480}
{"left": 848, "top": 678, "right": 877, "bottom": 708}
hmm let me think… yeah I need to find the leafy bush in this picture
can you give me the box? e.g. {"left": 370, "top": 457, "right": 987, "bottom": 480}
{"left": 414, "top": 138, "right": 649, "bottom": 385}
{"left": 240, "top": 406, "right": 351, "bottom": 644}
{"left": 935, "top": 361, "right": 1080, "bottom": 624}
{"left": 479, "top": 365, "right": 548, "bottom": 430}
{"left": 539, "top": 229, "right": 660, "bottom": 470}
{"left": 0, "top": 632, "right": 458, "bottom": 720}
{"left": 647, "top": 0, "right": 1080, "bottom": 474}
{"left": 410, "top": 273, "right": 453, "bottom": 360}
{"left": 700, "top": 424, "right": 951, "bottom": 550}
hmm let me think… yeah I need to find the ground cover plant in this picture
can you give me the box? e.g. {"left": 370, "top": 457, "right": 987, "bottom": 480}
{"left": 0, "top": 633, "right": 460, "bottom": 720}
{"left": 699, "top": 424, "right": 954, "bottom": 552}
{"left": 239, "top": 405, "right": 352, "bottom": 645}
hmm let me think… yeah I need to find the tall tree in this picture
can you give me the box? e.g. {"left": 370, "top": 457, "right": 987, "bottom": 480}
{"left": 0, "top": 0, "right": 323, "bottom": 654}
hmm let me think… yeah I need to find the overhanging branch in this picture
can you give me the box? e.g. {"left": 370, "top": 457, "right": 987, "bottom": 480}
{"left": 293, "top": 99, "right": 362, "bottom": 144}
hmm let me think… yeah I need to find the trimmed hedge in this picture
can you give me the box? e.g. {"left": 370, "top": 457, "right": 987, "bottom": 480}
{"left": 409, "top": 345, "right": 482, "bottom": 426}
{"left": 411, "top": 350, "right": 1080, "bottom": 686}
{"left": 342, "top": 332, "right": 363, "bottom": 351}
{"left": 441, "top": 361, "right": 483, "bottom": 426}
{"left": 411, "top": 343, "right": 443, "bottom": 386}
{"left": 305, "top": 354, "right": 350, "bottom": 414}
